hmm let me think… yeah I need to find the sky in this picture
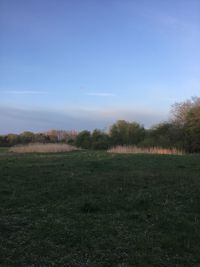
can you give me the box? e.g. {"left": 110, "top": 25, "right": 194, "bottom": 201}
{"left": 0, "top": 0, "right": 200, "bottom": 134}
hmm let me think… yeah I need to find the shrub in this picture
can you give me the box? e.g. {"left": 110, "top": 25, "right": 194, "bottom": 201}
{"left": 110, "top": 120, "right": 145, "bottom": 146}
{"left": 75, "top": 130, "right": 92, "bottom": 149}
{"left": 91, "top": 129, "right": 110, "bottom": 150}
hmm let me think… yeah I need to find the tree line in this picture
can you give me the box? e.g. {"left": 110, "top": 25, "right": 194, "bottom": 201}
{"left": 1, "top": 97, "right": 200, "bottom": 153}
{"left": 0, "top": 130, "right": 78, "bottom": 147}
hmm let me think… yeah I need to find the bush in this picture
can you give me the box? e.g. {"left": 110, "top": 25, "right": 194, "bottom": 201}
{"left": 110, "top": 120, "right": 145, "bottom": 146}
{"left": 75, "top": 130, "right": 92, "bottom": 149}
{"left": 91, "top": 129, "right": 110, "bottom": 150}
{"left": 184, "top": 106, "right": 200, "bottom": 152}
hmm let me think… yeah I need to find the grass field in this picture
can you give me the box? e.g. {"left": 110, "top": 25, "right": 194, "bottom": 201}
{"left": 0, "top": 147, "right": 8, "bottom": 153}
{"left": 0, "top": 151, "right": 200, "bottom": 266}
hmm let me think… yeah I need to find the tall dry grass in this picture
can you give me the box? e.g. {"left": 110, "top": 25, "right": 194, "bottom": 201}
{"left": 9, "top": 143, "right": 79, "bottom": 153}
{"left": 108, "top": 146, "right": 185, "bottom": 155}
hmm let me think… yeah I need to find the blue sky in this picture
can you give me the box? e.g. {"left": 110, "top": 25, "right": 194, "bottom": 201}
{"left": 0, "top": 0, "right": 200, "bottom": 133}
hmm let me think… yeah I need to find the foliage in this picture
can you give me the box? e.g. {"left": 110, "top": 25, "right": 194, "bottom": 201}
{"left": 184, "top": 105, "right": 200, "bottom": 152}
{"left": 0, "top": 96, "right": 200, "bottom": 152}
{"left": 170, "top": 96, "right": 200, "bottom": 152}
{"left": 145, "top": 122, "right": 185, "bottom": 149}
{"left": 91, "top": 129, "right": 110, "bottom": 150}
{"left": 0, "top": 130, "right": 78, "bottom": 147}
{"left": 5, "top": 134, "right": 20, "bottom": 146}
{"left": 139, "top": 96, "right": 200, "bottom": 152}
{"left": 19, "top": 131, "right": 35, "bottom": 143}
{"left": 75, "top": 130, "right": 92, "bottom": 149}
{"left": 171, "top": 96, "right": 200, "bottom": 126}
{"left": 110, "top": 120, "right": 145, "bottom": 145}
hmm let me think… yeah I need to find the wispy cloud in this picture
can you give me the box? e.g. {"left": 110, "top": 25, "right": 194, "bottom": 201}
{"left": 86, "top": 92, "right": 116, "bottom": 97}
{"left": 2, "top": 90, "right": 48, "bottom": 95}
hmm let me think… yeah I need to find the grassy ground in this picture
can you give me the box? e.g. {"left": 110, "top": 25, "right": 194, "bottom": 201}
{"left": 0, "top": 147, "right": 8, "bottom": 153}
{"left": 0, "top": 151, "right": 200, "bottom": 266}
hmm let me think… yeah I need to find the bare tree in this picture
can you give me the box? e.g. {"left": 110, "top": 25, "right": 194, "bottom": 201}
{"left": 170, "top": 96, "right": 200, "bottom": 126}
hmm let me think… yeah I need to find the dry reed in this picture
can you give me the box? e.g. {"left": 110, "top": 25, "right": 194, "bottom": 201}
{"left": 108, "top": 146, "right": 184, "bottom": 155}
{"left": 9, "top": 143, "right": 79, "bottom": 153}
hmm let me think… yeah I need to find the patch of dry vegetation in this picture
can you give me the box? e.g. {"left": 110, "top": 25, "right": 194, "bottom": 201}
{"left": 9, "top": 143, "right": 79, "bottom": 153}
{"left": 108, "top": 145, "right": 184, "bottom": 155}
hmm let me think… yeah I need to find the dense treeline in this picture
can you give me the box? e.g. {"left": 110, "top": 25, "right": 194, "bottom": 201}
{"left": 1, "top": 97, "right": 200, "bottom": 153}
{"left": 0, "top": 130, "right": 78, "bottom": 147}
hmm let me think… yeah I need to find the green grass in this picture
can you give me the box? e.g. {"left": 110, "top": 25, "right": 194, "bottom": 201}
{"left": 0, "top": 147, "right": 8, "bottom": 153}
{"left": 0, "top": 151, "right": 200, "bottom": 266}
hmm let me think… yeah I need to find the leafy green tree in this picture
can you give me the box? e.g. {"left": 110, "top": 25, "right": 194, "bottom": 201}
{"left": 0, "top": 136, "right": 3, "bottom": 146}
{"left": 184, "top": 106, "right": 200, "bottom": 152}
{"left": 19, "top": 131, "right": 35, "bottom": 144}
{"left": 75, "top": 130, "right": 92, "bottom": 149}
{"left": 6, "top": 134, "right": 20, "bottom": 146}
{"left": 91, "top": 129, "right": 110, "bottom": 150}
{"left": 110, "top": 120, "right": 145, "bottom": 145}
{"left": 170, "top": 96, "right": 200, "bottom": 152}
{"left": 34, "top": 133, "right": 48, "bottom": 143}
{"left": 147, "top": 122, "right": 184, "bottom": 148}
{"left": 0, "top": 135, "right": 7, "bottom": 147}
{"left": 128, "top": 122, "right": 145, "bottom": 144}
{"left": 109, "top": 121, "right": 124, "bottom": 145}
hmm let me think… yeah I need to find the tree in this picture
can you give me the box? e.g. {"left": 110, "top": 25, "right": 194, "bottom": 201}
{"left": 34, "top": 133, "right": 48, "bottom": 143}
{"left": 110, "top": 120, "right": 145, "bottom": 146}
{"left": 91, "top": 129, "right": 110, "bottom": 150}
{"left": 128, "top": 122, "right": 145, "bottom": 144}
{"left": 184, "top": 105, "right": 200, "bottom": 152}
{"left": 171, "top": 96, "right": 200, "bottom": 126}
{"left": 19, "top": 131, "right": 35, "bottom": 144}
{"left": 0, "top": 135, "right": 7, "bottom": 147}
{"left": 109, "top": 120, "right": 126, "bottom": 145}
{"left": 45, "top": 130, "right": 60, "bottom": 142}
{"left": 170, "top": 96, "right": 200, "bottom": 152}
{"left": 147, "top": 122, "right": 184, "bottom": 148}
{"left": 75, "top": 130, "right": 92, "bottom": 149}
{"left": 6, "top": 134, "right": 19, "bottom": 146}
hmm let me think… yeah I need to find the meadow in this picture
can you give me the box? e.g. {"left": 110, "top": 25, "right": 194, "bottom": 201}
{"left": 0, "top": 150, "right": 200, "bottom": 266}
